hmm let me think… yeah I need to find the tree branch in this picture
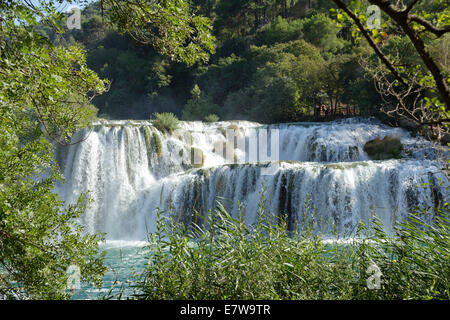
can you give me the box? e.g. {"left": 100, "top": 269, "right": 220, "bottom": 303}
{"left": 404, "top": 0, "right": 419, "bottom": 14}
{"left": 331, "top": 0, "right": 407, "bottom": 87}
{"left": 409, "top": 15, "right": 450, "bottom": 37}
{"left": 366, "top": 0, "right": 450, "bottom": 108}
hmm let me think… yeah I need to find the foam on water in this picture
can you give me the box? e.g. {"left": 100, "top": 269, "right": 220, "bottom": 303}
{"left": 55, "top": 118, "right": 448, "bottom": 240}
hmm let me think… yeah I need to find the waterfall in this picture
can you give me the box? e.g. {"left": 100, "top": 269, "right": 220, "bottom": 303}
{"left": 55, "top": 118, "right": 449, "bottom": 240}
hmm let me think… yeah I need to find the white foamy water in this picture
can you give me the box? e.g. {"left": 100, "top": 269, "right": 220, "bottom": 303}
{"left": 55, "top": 118, "right": 448, "bottom": 240}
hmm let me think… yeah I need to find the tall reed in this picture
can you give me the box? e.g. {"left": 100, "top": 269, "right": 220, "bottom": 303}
{"left": 132, "top": 191, "right": 449, "bottom": 300}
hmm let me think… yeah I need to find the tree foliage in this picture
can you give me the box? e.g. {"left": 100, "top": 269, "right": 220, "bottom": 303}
{"left": 0, "top": 0, "right": 218, "bottom": 298}
{"left": 102, "top": 0, "right": 216, "bottom": 66}
{"left": 54, "top": 1, "right": 384, "bottom": 122}
{"left": 0, "top": 0, "right": 109, "bottom": 299}
{"left": 182, "top": 84, "right": 221, "bottom": 120}
{"left": 330, "top": 0, "right": 449, "bottom": 141}
{"left": 31, "top": 0, "right": 449, "bottom": 135}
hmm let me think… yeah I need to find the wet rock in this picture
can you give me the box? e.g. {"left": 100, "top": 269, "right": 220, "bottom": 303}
{"left": 399, "top": 118, "right": 419, "bottom": 131}
{"left": 363, "top": 135, "right": 404, "bottom": 160}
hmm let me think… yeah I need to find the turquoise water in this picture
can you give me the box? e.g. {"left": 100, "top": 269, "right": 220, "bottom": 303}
{"left": 71, "top": 242, "right": 149, "bottom": 300}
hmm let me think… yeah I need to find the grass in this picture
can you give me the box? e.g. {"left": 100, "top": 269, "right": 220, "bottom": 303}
{"left": 204, "top": 114, "right": 219, "bottom": 123}
{"left": 131, "top": 189, "right": 450, "bottom": 300}
{"left": 152, "top": 112, "right": 180, "bottom": 133}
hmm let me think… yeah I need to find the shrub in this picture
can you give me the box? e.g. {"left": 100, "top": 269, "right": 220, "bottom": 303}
{"left": 204, "top": 114, "right": 219, "bottom": 123}
{"left": 152, "top": 112, "right": 180, "bottom": 133}
{"left": 132, "top": 190, "right": 449, "bottom": 300}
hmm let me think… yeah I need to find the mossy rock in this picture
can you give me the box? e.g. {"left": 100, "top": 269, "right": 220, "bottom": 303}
{"left": 225, "top": 124, "right": 243, "bottom": 140}
{"left": 227, "top": 124, "right": 239, "bottom": 131}
{"left": 363, "top": 135, "right": 403, "bottom": 160}
{"left": 217, "top": 126, "right": 226, "bottom": 137}
{"left": 152, "top": 131, "right": 163, "bottom": 158}
{"left": 143, "top": 126, "right": 152, "bottom": 153}
{"left": 191, "top": 147, "right": 205, "bottom": 168}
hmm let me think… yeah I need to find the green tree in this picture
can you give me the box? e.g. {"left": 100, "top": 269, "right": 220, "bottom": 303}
{"left": 0, "top": 0, "right": 109, "bottom": 299}
{"left": 222, "top": 40, "right": 326, "bottom": 122}
{"left": 0, "top": 0, "right": 216, "bottom": 298}
{"left": 102, "top": 0, "right": 216, "bottom": 66}
{"left": 195, "top": 54, "right": 251, "bottom": 104}
{"left": 182, "top": 85, "right": 221, "bottom": 120}
{"left": 255, "top": 16, "right": 305, "bottom": 46}
{"left": 302, "top": 13, "right": 346, "bottom": 53}
{"left": 331, "top": 0, "right": 449, "bottom": 141}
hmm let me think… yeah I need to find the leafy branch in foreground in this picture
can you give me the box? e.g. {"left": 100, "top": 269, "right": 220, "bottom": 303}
{"left": 330, "top": 0, "right": 449, "bottom": 142}
{"left": 101, "top": 0, "right": 216, "bottom": 65}
{"left": 0, "top": 0, "right": 108, "bottom": 299}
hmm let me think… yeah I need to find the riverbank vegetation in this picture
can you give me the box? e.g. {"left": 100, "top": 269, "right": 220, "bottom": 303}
{"left": 37, "top": 0, "right": 448, "bottom": 142}
{"left": 0, "top": 0, "right": 109, "bottom": 299}
{"left": 152, "top": 112, "right": 181, "bottom": 133}
{"left": 47, "top": 1, "right": 379, "bottom": 122}
{"left": 132, "top": 192, "right": 450, "bottom": 300}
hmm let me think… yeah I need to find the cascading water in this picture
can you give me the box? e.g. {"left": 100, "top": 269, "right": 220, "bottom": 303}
{"left": 55, "top": 118, "right": 449, "bottom": 241}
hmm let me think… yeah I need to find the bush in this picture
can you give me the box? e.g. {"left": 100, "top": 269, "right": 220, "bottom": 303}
{"left": 152, "top": 112, "right": 180, "bottom": 133}
{"left": 132, "top": 190, "right": 449, "bottom": 300}
{"left": 204, "top": 114, "right": 219, "bottom": 123}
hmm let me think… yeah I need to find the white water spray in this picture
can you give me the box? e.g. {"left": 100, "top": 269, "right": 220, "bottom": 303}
{"left": 55, "top": 118, "right": 448, "bottom": 240}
